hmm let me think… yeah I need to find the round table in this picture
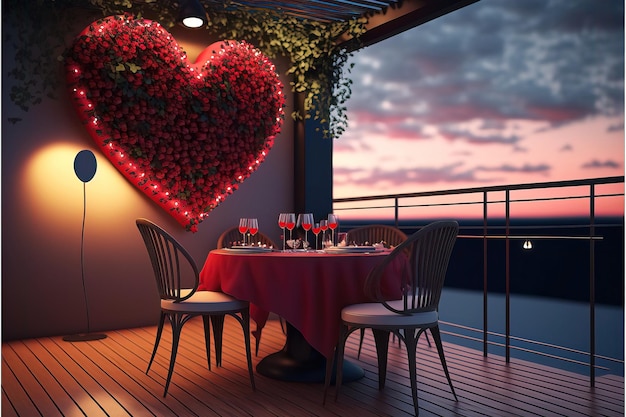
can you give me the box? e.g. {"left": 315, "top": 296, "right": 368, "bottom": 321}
{"left": 198, "top": 249, "right": 406, "bottom": 382}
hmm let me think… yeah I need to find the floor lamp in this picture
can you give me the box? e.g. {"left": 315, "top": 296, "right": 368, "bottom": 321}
{"left": 63, "top": 150, "right": 107, "bottom": 342}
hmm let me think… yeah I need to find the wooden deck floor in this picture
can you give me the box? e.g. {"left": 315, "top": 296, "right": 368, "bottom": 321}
{"left": 2, "top": 316, "right": 623, "bottom": 416}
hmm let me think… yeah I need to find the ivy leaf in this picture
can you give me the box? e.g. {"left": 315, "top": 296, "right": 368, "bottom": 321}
{"left": 127, "top": 63, "right": 141, "bottom": 73}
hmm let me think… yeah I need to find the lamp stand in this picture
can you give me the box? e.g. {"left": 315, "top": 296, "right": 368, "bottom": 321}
{"left": 64, "top": 158, "right": 107, "bottom": 342}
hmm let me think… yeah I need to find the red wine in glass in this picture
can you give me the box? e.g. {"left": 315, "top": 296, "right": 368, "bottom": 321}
{"left": 238, "top": 218, "right": 248, "bottom": 246}
{"left": 328, "top": 214, "right": 338, "bottom": 246}
{"left": 278, "top": 213, "right": 287, "bottom": 251}
{"left": 285, "top": 213, "right": 296, "bottom": 247}
{"left": 312, "top": 223, "right": 321, "bottom": 250}
{"left": 298, "top": 213, "right": 314, "bottom": 249}
{"left": 320, "top": 219, "right": 328, "bottom": 247}
{"left": 248, "top": 218, "right": 258, "bottom": 245}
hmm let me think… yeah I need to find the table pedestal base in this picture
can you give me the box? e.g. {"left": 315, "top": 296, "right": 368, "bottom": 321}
{"left": 256, "top": 322, "right": 364, "bottom": 383}
{"left": 256, "top": 351, "right": 364, "bottom": 383}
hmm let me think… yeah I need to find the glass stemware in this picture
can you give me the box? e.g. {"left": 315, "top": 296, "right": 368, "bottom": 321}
{"left": 328, "top": 213, "right": 338, "bottom": 246}
{"left": 238, "top": 218, "right": 248, "bottom": 246}
{"left": 298, "top": 213, "right": 314, "bottom": 249}
{"left": 285, "top": 213, "right": 296, "bottom": 247}
{"left": 319, "top": 219, "right": 328, "bottom": 247}
{"left": 278, "top": 213, "right": 287, "bottom": 251}
{"left": 312, "top": 222, "right": 321, "bottom": 250}
{"left": 248, "top": 218, "right": 258, "bottom": 245}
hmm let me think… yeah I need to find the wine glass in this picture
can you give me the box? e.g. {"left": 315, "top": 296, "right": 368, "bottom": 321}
{"left": 298, "top": 213, "right": 314, "bottom": 248}
{"left": 319, "top": 219, "right": 328, "bottom": 247}
{"left": 285, "top": 213, "right": 296, "bottom": 247}
{"left": 312, "top": 222, "right": 321, "bottom": 250}
{"left": 328, "top": 213, "right": 338, "bottom": 246}
{"left": 238, "top": 218, "right": 248, "bottom": 246}
{"left": 248, "top": 218, "right": 258, "bottom": 245}
{"left": 278, "top": 213, "right": 288, "bottom": 251}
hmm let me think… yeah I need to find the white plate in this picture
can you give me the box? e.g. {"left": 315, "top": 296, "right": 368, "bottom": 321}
{"left": 324, "top": 246, "right": 376, "bottom": 253}
{"left": 225, "top": 246, "right": 273, "bottom": 253}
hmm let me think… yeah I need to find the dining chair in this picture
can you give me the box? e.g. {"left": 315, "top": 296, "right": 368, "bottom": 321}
{"left": 345, "top": 224, "right": 419, "bottom": 358}
{"left": 345, "top": 224, "right": 408, "bottom": 248}
{"left": 136, "top": 218, "right": 255, "bottom": 397}
{"left": 324, "top": 220, "right": 459, "bottom": 416}
{"left": 217, "top": 226, "right": 277, "bottom": 249}
{"left": 216, "top": 225, "right": 286, "bottom": 348}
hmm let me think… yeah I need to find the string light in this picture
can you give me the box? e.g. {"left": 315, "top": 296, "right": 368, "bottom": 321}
{"left": 523, "top": 240, "right": 533, "bottom": 250}
{"left": 66, "top": 18, "right": 284, "bottom": 232}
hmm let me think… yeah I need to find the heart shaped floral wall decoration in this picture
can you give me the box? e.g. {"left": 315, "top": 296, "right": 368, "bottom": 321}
{"left": 65, "top": 15, "right": 285, "bottom": 232}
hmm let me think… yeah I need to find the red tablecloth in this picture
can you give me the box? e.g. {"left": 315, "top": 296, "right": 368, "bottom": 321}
{"left": 198, "top": 249, "right": 406, "bottom": 358}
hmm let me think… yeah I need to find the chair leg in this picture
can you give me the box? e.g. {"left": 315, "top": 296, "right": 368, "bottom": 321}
{"left": 254, "top": 321, "right": 261, "bottom": 357}
{"left": 202, "top": 315, "right": 212, "bottom": 370}
{"left": 210, "top": 315, "right": 226, "bottom": 367}
{"left": 371, "top": 329, "right": 390, "bottom": 390}
{"left": 405, "top": 328, "right": 420, "bottom": 416}
{"left": 323, "top": 345, "right": 336, "bottom": 405}
{"left": 333, "top": 324, "right": 349, "bottom": 401}
{"left": 163, "top": 313, "right": 185, "bottom": 397}
{"left": 239, "top": 309, "right": 256, "bottom": 391}
{"left": 430, "top": 325, "right": 457, "bottom": 400}
{"left": 147, "top": 311, "right": 166, "bottom": 374}
{"left": 357, "top": 328, "right": 366, "bottom": 359}
{"left": 392, "top": 331, "right": 401, "bottom": 349}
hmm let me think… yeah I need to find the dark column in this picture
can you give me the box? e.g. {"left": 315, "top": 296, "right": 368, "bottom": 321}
{"left": 293, "top": 93, "right": 333, "bottom": 223}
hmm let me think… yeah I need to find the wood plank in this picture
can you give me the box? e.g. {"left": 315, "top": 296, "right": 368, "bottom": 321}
{"left": 35, "top": 337, "right": 130, "bottom": 417}
{"left": 1, "top": 318, "right": 622, "bottom": 417}
{"left": 70, "top": 332, "right": 203, "bottom": 416}
{"left": 2, "top": 342, "right": 64, "bottom": 417}
{"left": 2, "top": 353, "right": 41, "bottom": 417}
{"left": 14, "top": 338, "right": 110, "bottom": 417}
{"left": 106, "top": 328, "right": 230, "bottom": 416}
{"left": 143, "top": 318, "right": 405, "bottom": 417}
{"left": 120, "top": 326, "right": 272, "bottom": 417}
{"left": 354, "top": 337, "right": 544, "bottom": 416}
{"left": 8, "top": 340, "right": 79, "bottom": 417}
{"left": 1, "top": 387, "right": 20, "bottom": 417}
{"left": 356, "top": 330, "right": 623, "bottom": 416}
{"left": 127, "top": 323, "right": 319, "bottom": 417}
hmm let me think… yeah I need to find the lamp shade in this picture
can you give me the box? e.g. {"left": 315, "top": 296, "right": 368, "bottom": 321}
{"left": 74, "top": 150, "right": 97, "bottom": 183}
{"left": 178, "top": 0, "right": 207, "bottom": 28}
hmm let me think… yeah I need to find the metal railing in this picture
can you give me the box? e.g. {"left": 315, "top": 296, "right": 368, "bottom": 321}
{"left": 333, "top": 176, "right": 624, "bottom": 386}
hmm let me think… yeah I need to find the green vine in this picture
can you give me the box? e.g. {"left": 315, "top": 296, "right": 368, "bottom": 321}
{"left": 3, "top": 0, "right": 367, "bottom": 138}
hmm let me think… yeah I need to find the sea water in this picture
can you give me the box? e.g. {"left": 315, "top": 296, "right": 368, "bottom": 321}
{"left": 438, "top": 288, "right": 624, "bottom": 377}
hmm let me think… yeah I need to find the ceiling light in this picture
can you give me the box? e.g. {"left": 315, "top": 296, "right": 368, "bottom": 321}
{"left": 178, "top": 0, "right": 207, "bottom": 29}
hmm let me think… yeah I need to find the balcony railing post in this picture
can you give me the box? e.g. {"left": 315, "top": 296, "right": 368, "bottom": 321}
{"left": 483, "top": 191, "right": 488, "bottom": 357}
{"left": 394, "top": 197, "right": 399, "bottom": 228}
{"left": 505, "top": 189, "right": 511, "bottom": 363}
{"left": 590, "top": 184, "right": 596, "bottom": 387}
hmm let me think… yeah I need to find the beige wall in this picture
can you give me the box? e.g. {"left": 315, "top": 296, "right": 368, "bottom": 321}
{"left": 1, "top": 18, "right": 295, "bottom": 341}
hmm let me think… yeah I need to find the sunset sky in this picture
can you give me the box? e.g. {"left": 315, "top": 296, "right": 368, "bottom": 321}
{"left": 333, "top": 0, "right": 624, "bottom": 218}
